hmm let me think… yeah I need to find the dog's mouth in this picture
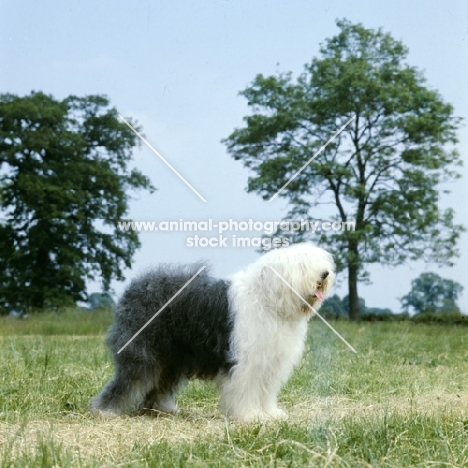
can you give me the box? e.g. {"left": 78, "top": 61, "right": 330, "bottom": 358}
{"left": 313, "top": 274, "right": 327, "bottom": 302}
{"left": 300, "top": 271, "right": 330, "bottom": 313}
{"left": 309, "top": 287, "right": 324, "bottom": 304}
{"left": 314, "top": 271, "right": 331, "bottom": 302}
{"left": 301, "top": 289, "right": 324, "bottom": 313}
{"left": 314, "top": 290, "right": 324, "bottom": 302}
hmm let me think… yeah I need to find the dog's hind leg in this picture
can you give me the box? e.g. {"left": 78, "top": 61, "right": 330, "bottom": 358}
{"left": 141, "top": 370, "right": 186, "bottom": 415}
{"left": 90, "top": 368, "right": 153, "bottom": 417}
{"left": 141, "top": 388, "right": 178, "bottom": 415}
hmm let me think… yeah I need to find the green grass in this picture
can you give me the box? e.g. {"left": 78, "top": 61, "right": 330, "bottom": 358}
{"left": 0, "top": 309, "right": 113, "bottom": 336}
{"left": 1, "top": 313, "right": 468, "bottom": 467}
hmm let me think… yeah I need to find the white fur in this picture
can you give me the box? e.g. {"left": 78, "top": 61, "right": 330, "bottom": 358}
{"left": 219, "top": 242, "right": 335, "bottom": 422}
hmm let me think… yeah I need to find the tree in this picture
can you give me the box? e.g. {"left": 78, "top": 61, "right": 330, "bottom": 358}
{"left": 320, "top": 294, "right": 347, "bottom": 319}
{"left": 341, "top": 294, "right": 366, "bottom": 317}
{"left": 222, "top": 19, "right": 463, "bottom": 320}
{"left": 400, "top": 272, "right": 463, "bottom": 315}
{"left": 0, "top": 92, "right": 153, "bottom": 312}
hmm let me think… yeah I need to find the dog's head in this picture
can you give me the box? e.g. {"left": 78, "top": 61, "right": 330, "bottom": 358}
{"left": 299, "top": 269, "right": 334, "bottom": 314}
{"left": 255, "top": 242, "right": 335, "bottom": 318}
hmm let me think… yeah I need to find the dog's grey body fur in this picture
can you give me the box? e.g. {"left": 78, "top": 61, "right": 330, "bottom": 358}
{"left": 90, "top": 264, "right": 234, "bottom": 416}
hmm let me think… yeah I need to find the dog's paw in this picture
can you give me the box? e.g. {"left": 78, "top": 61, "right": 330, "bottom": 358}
{"left": 155, "top": 394, "right": 179, "bottom": 413}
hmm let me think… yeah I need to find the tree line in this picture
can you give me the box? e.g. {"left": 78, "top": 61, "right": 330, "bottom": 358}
{"left": 0, "top": 20, "right": 464, "bottom": 319}
{"left": 322, "top": 272, "right": 463, "bottom": 319}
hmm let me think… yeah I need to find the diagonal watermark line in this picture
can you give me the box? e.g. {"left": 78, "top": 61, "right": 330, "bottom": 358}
{"left": 268, "top": 115, "right": 356, "bottom": 202}
{"left": 118, "top": 114, "right": 207, "bottom": 202}
{"left": 117, "top": 266, "right": 207, "bottom": 354}
{"left": 268, "top": 266, "right": 357, "bottom": 353}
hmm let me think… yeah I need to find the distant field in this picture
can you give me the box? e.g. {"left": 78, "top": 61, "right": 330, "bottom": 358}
{"left": 1, "top": 311, "right": 467, "bottom": 467}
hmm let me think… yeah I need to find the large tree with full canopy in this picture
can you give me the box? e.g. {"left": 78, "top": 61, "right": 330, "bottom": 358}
{"left": 223, "top": 19, "right": 463, "bottom": 320}
{"left": 0, "top": 92, "right": 153, "bottom": 312}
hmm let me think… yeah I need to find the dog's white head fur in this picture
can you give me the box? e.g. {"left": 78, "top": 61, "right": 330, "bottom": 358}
{"left": 245, "top": 242, "right": 335, "bottom": 318}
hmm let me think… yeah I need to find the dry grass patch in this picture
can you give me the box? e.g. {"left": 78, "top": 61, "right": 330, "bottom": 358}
{"left": 0, "top": 414, "right": 225, "bottom": 461}
{"left": 2, "top": 392, "right": 467, "bottom": 462}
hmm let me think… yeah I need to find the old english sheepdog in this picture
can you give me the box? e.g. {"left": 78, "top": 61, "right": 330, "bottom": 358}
{"left": 90, "top": 242, "right": 335, "bottom": 422}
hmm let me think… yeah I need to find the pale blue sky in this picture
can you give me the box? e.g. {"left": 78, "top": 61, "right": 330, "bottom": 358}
{"left": 1, "top": 0, "right": 467, "bottom": 312}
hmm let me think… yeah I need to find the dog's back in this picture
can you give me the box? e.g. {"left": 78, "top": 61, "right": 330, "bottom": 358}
{"left": 107, "top": 264, "right": 234, "bottom": 380}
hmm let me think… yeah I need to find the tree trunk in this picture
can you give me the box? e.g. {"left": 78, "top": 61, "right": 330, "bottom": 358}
{"left": 30, "top": 290, "right": 45, "bottom": 310}
{"left": 348, "top": 241, "right": 361, "bottom": 321}
{"left": 30, "top": 247, "right": 48, "bottom": 311}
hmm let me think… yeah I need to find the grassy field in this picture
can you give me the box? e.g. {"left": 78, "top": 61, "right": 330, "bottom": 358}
{"left": 1, "top": 311, "right": 467, "bottom": 467}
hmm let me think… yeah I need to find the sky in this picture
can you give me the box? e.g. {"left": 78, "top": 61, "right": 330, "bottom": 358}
{"left": 1, "top": 0, "right": 467, "bottom": 313}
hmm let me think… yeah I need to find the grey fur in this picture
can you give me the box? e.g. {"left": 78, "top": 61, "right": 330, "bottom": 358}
{"left": 90, "top": 264, "right": 234, "bottom": 416}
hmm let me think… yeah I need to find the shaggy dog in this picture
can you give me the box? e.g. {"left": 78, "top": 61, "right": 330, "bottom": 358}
{"left": 90, "top": 242, "right": 335, "bottom": 422}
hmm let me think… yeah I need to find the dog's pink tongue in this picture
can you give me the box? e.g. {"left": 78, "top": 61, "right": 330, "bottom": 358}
{"left": 314, "top": 290, "right": 324, "bottom": 302}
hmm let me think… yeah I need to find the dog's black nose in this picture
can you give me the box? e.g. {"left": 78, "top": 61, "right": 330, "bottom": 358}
{"left": 321, "top": 271, "right": 329, "bottom": 280}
